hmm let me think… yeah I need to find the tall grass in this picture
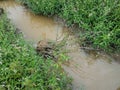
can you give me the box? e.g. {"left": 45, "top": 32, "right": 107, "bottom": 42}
{"left": 0, "top": 14, "right": 71, "bottom": 90}
{"left": 19, "top": 0, "right": 120, "bottom": 52}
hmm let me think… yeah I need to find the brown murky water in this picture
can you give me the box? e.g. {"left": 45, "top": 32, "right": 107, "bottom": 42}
{"left": 0, "top": 1, "right": 120, "bottom": 90}
{"left": 0, "top": 0, "right": 64, "bottom": 43}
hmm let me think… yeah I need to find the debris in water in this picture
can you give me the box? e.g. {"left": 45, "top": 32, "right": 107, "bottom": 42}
{"left": 0, "top": 8, "right": 4, "bottom": 15}
{"left": 36, "top": 40, "right": 55, "bottom": 59}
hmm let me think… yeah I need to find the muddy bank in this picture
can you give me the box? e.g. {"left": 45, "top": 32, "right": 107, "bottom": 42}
{"left": 0, "top": 1, "right": 120, "bottom": 90}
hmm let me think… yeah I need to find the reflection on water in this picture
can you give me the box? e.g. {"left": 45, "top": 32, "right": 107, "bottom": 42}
{"left": 0, "top": 1, "right": 120, "bottom": 90}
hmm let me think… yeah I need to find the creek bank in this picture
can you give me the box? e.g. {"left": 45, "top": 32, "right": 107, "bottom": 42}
{"left": 54, "top": 15, "right": 120, "bottom": 62}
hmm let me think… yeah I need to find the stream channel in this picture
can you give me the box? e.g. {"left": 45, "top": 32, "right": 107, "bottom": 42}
{"left": 0, "top": 1, "right": 120, "bottom": 90}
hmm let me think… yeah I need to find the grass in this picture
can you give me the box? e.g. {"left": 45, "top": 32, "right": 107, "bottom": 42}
{"left": 16, "top": 0, "right": 63, "bottom": 16}
{"left": 18, "top": 0, "right": 120, "bottom": 53}
{"left": 0, "top": 13, "right": 71, "bottom": 90}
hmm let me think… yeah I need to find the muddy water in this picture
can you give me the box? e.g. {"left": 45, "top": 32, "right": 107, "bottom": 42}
{"left": 0, "top": 0, "right": 64, "bottom": 43}
{"left": 63, "top": 35, "right": 120, "bottom": 90}
{"left": 0, "top": 1, "right": 120, "bottom": 90}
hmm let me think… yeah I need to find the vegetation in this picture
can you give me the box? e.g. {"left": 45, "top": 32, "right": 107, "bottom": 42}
{"left": 0, "top": 14, "right": 71, "bottom": 90}
{"left": 16, "top": 0, "right": 63, "bottom": 16}
{"left": 18, "top": 0, "right": 120, "bottom": 52}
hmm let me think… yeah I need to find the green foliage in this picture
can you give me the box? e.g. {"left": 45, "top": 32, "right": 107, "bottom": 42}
{"left": 19, "top": 0, "right": 120, "bottom": 52}
{"left": 0, "top": 14, "right": 71, "bottom": 90}
{"left": 61, "top": 0, "right": 120, "bottom": 52}
{"left": 18, "top": 0, "right": 63, "bottom": 15}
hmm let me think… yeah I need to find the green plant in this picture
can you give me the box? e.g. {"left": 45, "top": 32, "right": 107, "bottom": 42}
{"left": 60, "top": 0, "right": 120, "bottom": 52}
{"left": 18, "top": 0, "right": 63, "bottom": 16}
{"left": 0, "top": 14, "right": 71, "bottom": 90}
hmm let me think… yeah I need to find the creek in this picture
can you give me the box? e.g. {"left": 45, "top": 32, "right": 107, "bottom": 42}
{"left": 0, "top": 1, "right": 120, "bottom": 90}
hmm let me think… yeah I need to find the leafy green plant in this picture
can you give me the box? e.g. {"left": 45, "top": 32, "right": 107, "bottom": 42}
{"left": 60, "top": 0, "right": 120, "bottom": 52}
{"left": 0, "top": 14, "right": 71, "bottom": 90}
{"left": 18, "top": 0, "right": 63, "bottom": 16}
